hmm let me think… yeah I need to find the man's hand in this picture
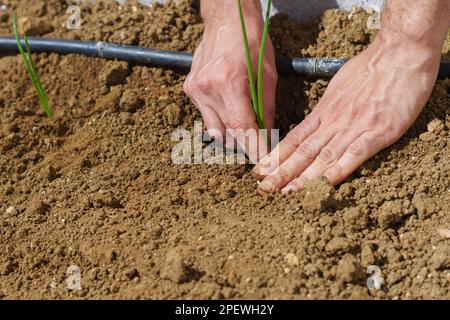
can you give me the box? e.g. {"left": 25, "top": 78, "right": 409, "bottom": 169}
{"left": 253, "top": 0, "right": 449, "bottom": 193}
{"left": 184, "top": 0, "right": 277, "bottom": 162}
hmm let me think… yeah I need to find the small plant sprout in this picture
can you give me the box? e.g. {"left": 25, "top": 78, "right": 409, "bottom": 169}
{"left": 13, "top": 10, "right": 52, "bottom": 117}
{"left": 237, "top": 0, "right": 271, "bottom": 130}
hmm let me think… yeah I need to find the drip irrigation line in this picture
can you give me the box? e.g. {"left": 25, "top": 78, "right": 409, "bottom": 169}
{"left": 0, "top": 37, "right": 449, "bottom": 78}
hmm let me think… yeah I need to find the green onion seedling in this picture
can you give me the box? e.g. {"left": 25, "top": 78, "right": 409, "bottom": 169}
{"left": 13, "top": 10, "right": 53, "bottom": 117}
{"left": 237, "top": 0, "right": 271, "bottom": 130}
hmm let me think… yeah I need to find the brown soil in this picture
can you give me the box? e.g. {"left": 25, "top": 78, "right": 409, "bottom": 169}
{"left": 0, "top": 0, "right": 449, "bottom": 299}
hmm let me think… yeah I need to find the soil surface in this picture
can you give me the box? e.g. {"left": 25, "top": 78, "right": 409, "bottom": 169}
{"left": 0, "top": 0, "right": 449, "bottom": 299}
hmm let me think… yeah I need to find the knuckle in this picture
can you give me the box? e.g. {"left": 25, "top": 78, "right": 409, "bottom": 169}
{"left": 228, "top": 119, "right": 250, "bottom": 131}
{"left": 317, "top": 148, "right": 336, "bottom": 165}
{"left": 301, "top": 117, "right": 317, "bottom": 134}
{"left": 212, "top": 57, "right": 233, "bottom": 85}
{"left": 366, "top": 112, "right": 403, "bottom": 144}
{"left": 275, "top": 168, "right": 290, "bottom": 186}
{"left": 197, "top": 69, "right": 231, "bottom": 93}
{"left": 197, "top": 73, "right": 212, "bottom": 93}
{"left": 347, "top": 138, "right": 367, "bottom": 157}
{"left": 333, "top": 163, "right": 343, "bottom": 175}
{"left": 212, "top": 70, "right": 230, "bottom": 87}
{"left": 296, "top": 141, "right": 317, "bottom": 159}
{"left": 324, "top": 163, "right": 343, "bottom": 183}
{"left": 285, "top": 129, "right": 304, "bottom": 146}
{"left": 381, "top": 126, "right": 402, "bottom": 144}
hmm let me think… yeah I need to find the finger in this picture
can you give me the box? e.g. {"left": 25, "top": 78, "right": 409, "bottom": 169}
{"left": 262, "top": 66, "right": 277, "bottom": 131}
{"left": 257, "top": 129, "right": 334, "bottom": 193}
{"left": 261, "top": 39, "right": 277, "bottom": 131}
{"left": 281, "top": 131, "right": 358, "bottom": 193}
{"left": 262, "top": 78, "right": 277, "bottom": 149}
{"left": 200, "top": 105, "right": 238, "bottom": 150}
{"left": 323, "top": 131, "right": 382, "bottom": 185}
{"left": 199, "top": 106, "right": 226, "bottom": 140}
{"left": 184, "top": 74, "right": 226, "bottom": 140}
{"left": 252, "top": 115, "right": 320, "bottom": 179}
{"left": 222, "top": 94, "right": 269, "bottom": 164}
{"left": 184, "top": 83, "right": 225, "bottom": 136}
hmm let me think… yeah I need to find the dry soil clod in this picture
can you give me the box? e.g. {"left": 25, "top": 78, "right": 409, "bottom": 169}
{"left": 99, "top": 61, "right": 130, "bottom": 87}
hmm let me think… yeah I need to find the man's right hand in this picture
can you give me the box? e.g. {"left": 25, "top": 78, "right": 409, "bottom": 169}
{"left": 183, "top": 0, "right": 277, "bottom": 162}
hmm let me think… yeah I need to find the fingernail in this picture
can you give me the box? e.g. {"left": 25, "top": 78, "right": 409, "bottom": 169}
{"left": 257, "top": 187, "right": 270, "bottom": 196}
{"left": 258, "top": 178, "right": 276, "bottom": 193}
{"left": 281, "top": 185, "right": 294, "bottom": 194}
{"left": 281, "top": 179, "right": 306, "bottom": 194}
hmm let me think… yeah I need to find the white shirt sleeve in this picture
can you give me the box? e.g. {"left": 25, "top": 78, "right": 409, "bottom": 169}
{"left": 262, "top": 0, "right": 384, "bottom": 22}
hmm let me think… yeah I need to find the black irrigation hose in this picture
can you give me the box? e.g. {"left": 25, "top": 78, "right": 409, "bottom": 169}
{"left": 1, "top": 37, "right": 450, "bottom": 78}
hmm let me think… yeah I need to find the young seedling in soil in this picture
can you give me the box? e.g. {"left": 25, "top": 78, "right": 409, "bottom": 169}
{"left": 13, "top": 10, "right": 53, "bottom": 117}
{"left": 237, "top": 0, "right": 271, "bottom": 130}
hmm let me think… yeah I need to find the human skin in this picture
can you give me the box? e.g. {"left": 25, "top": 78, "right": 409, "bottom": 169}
{"left": 254, "top": 0, "right": 450, "bottom": 193}
{"left": 183, "top": 0, "right": 276, "bottom": 163}
{"left": 184, "top": 0, "right": 450, "bottom": 192}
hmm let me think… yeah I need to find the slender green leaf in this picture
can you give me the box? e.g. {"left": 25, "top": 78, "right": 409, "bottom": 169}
{"left": 237, "top": 0, "right": 271, "bottom": 131}
{"left": 13, "top": 11, "right": 52, "bottom": 117}
{"left": 257, "top": 0, "right": 272, "bottom": 129}
{"left": 24, "top": 35, "right": 51, "bottom": 117}
{"left": 237, "top": 0, "right": 263, "bottom": 129}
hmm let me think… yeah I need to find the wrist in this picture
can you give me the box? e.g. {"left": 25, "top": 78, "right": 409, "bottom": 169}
{"left": 379, "top": 1, "right": 449, "bottom": 52}
{"left": 370, "top": 30, "right": 442, "bottom": 74}
{"left": 375, "top": 29, "right": 441, "bottom": 56}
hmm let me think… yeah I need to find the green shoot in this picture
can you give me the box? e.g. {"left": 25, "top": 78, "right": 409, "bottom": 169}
{"left": 257, "top": 0, "right": 271, "bottom": 129}
{"left": 237, "top": 0, "right": 271, "bottom": 130}
{"left": 13, "top": 10, "right": 52, "bottom": 117}
{"left": 237, "top": 0, "right": 261, "bottom": 128}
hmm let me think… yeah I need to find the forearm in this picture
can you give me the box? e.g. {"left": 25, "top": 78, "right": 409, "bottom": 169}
{"left": 200, "top": 0, "right": 263, "bottom": 27}
{"left": 381, "top": 0, "right": 450, "bottom": 50}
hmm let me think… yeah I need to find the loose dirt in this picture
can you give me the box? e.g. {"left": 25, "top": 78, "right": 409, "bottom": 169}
{"left": 0, "top": 0, "right": 449, "bottom": 299}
